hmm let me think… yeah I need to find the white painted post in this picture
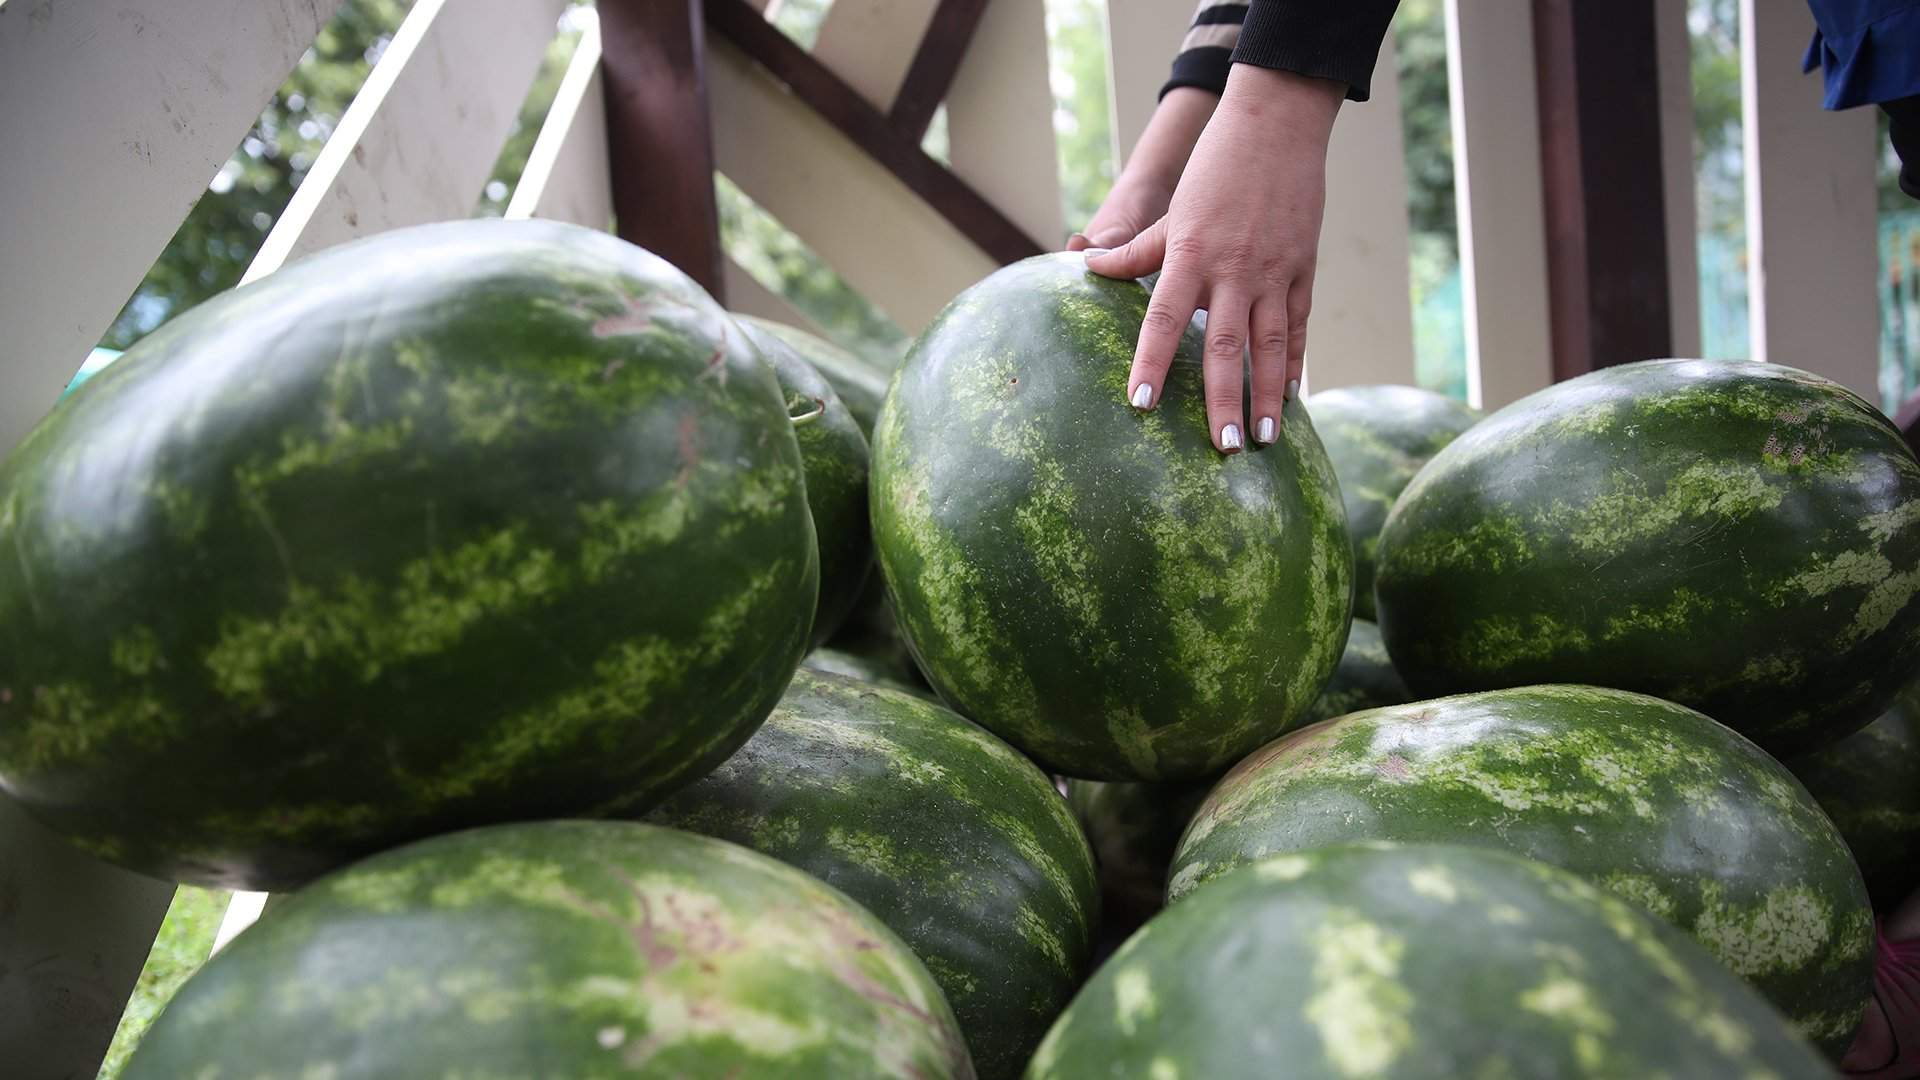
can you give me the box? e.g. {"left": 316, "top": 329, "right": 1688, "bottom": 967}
{"left": 1308, "top": 32, "right": 1417, "bottom": 389}
{"left": 1741, "top": 0, "right": 1880, "bottom": 400}
{"left": 1103, "top": 0, "right": 1200, "bottom": 167}
{"left": 1445, "top": 0, "right": 1555, "bottom": 409}
{"left": 245, "top": 0, "right": 569, "bottom": 283}
{"left": 946, "top": 0, "right": 1067, "bottom": 248}
{"left": 1656, "top": 0, "right": 1702, "bottom": 356}
{"left": 706, "top": 37, "right": 997, "bottom": 332}
{"left": 0, "top": 0, "right": 346, "bottom": 456}
{"left": 811, "top": 0, "right": 941, "bottom": 110}
{"left": 506, "top": 9, "right": 615, "bottom": 230}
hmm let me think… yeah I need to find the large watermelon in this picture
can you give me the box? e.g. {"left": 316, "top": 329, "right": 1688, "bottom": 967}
{"left": 1306, "top": 385, "right": 1479, "bottom": 619}
{"left": 801, "top": 646, "right": 934, "bottom": 699}
{"left": 1301, "top": 618, "right": 1410, "bottom": 724}
{"left": 737, "top": 317, "right": 872, "bottom": 645}
{"left": 0, "top": 220, "right": 818, "bottom": 890}
{"left": 870, "top": 253, "right": 1352, "bottom": 780}
{"left": 1789, "top": 681, "right": 1920, "bottom": 910}
{"left": 1374, "top": 358, "right": 1920, "bottom": 756}
{"left": 1170, "top": 685, "right": 1874, "bottom": 1053}
{"left": 1065, "top": 779, "right": 1209, "bottom": 943}
{"left": 646, "top": 669, "right": 1096, "bottom": 1080}
{"left": 737, "top": 315, "right": 890, "bottom": 436}
{"left": 124, "top": 821, "right": 972, "bottom": 1078}
{"left": 1029, "top": 843, "right": 1832, "bottom": 1078}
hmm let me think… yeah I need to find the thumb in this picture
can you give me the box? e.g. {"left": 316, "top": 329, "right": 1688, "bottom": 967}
{"left": 1084, "top": 217, "right": 1168, "bottom": 281}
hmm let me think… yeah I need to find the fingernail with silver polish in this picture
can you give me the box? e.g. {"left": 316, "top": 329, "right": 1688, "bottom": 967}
{"left": 1285, "top": 379, "right": 1301, "bottom": 402}
{"left": 1256, "top": 416, "right": 1276, "bottom": 444}
{"left": 1083, "top": 248, "right": 1110, "bottom": 259}
{"left": 1221, "top": 423, "right": 1242, "bottom": 451}
{"left": 1131, "top": 383, "right": 1153, "bottom": 409}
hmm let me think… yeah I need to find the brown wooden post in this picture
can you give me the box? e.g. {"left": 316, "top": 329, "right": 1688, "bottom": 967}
{"left": 1532, "top": 0, "right": 1674, "bottom": 380}
{"left": 889, "top": 0, "right": 994, "bottom": 138}
{"left": 599, "top": 0, "right": 727, "bottom": 301}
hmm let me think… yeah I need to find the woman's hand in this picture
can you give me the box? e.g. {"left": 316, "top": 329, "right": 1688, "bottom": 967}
{"left": 1086, "top": 65, "right": 1343, "bottom": 454}
{"left": 1068, "top": 88, "right": 1217, "bottom": 252}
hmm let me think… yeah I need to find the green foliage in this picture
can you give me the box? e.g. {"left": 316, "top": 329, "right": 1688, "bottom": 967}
{"left": 96, "top": 887, "right": 231, "bottom": 1080}
{"left": 1046, "top": 0, "right": 1115, "bottom": 233}
{"left": 1396, "top": 0, "right": 1455, "bottom": 243}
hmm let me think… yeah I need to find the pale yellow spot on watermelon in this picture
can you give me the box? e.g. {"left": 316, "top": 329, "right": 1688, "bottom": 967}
{"left": 1692, "top": 884, "right": 1832, "bottom": 978}
{"left": 1254, "top": 855, "right": 1313, "bottom": 882}
{"left": 1149, "top": 1057, "right": 1181, "bottom": 1080}
{"left": 1519, "top": 976, "right": 1614, "bottom": 1071}
{"left": 1304, "top": 912, "right": 1412, "bottom": 1078}
{"left": 1601, "top": 875, "right": 1677, "bottom": 921}
{"left": 825, "top": 827, "right": 903, "bottom": 876}
{"left": 1863, "top": 499, "right": 1920, "bottom": 543}
{"left": 1695, "top": 1009, "right": 1754, "bottom": 1056}
{"left": 1013, "top": 458, "right": 1107, "bottom": 646}
{"left": 1166, "top": 859, "right": 1210, "bottom": 901}
{"left": 1488, "top": 904, "right": 1528, "bottom": 926}
{"left": 1455, "top": 613, "right": 1589, "bottom": 672}
{"left": 1113, "top": 967, "right": 1155, "bottom": 1036}
{"left": 1017, "top": 902, "right": 1071, "bottom": 973}
{"left": 1407, "top": 865, "right": 1459, "bottom": 902}
{"left": 1547, "top": 461, "right": 1783, "bottom": 556}
{"left": 1776, "top": 546, "right": 1920, "bottom": 647}
{"left": 1601, "top": 587, "right": 1715, "bottom": 641}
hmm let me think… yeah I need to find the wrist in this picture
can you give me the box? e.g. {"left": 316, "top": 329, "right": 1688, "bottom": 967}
{"left": 1122, "top": 87, "right": 1218, "bottom": 194}
{"left": 1218, "top": 64, "right": 1343, "bottom": 145}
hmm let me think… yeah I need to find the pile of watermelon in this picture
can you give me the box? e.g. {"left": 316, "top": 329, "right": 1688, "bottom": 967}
{"left": 7, "top": 226, "right": 1920, "bottom": 1078}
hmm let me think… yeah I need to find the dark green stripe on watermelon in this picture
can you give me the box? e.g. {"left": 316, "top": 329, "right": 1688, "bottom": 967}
{"left": 125, "top": 821, "right": 973, "bottom": 1078}
{"left": 870, "top": 253, "right": 1352, "bottom": 781}
{"left": 737, "top": 315, "right": 891, "bottom": 437}
{"left": 1789, "top": 681, "right": 1920, "bottom": 911}
{"left": 0, "top": 220, "right": 818, "bottom": 891}
{"left": 647, "top": 669, "right": 1097, "bottom": 1080}
{"left": 1374, "top": 358, "right": 1920, "bottom": 756}
{"left": 1305, "top": 385, "right": 1479, "bottom": 620}
{"left": 737, "top": 317, "right": 873, "bottom": 646}
{"left": 1030, "top": 843, "right": 1833, "bottom": 1079}
{"left": 1171, "top": 685, "right": 1874, "bottom": 1055}
{"left": 1302, "top": 618, "right": 1411, "bottom": 724}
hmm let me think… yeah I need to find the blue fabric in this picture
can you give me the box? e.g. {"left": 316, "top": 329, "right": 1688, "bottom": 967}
{"left": 1802, "top": 0, "right": 1920, "bottom": 109}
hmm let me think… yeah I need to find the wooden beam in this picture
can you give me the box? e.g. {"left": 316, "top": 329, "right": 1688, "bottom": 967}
{"left": 506, "top": 9, "right": 614, "bottom": 231}
{"left": 599, "top": 0, "right": 726, "bottom": 298}
{"left": 1532, "top": 0, "right": 1673, "bottom": 380}
{"left": 705, "top": 0, "right": 1044, "bottom": 265}
{"left": 890, "top": 0, "right": 993, "bottom": 137}
{"left": 244, "top": 0, "right": 566, "bottom": 283}
{"left": 0, "top": 0, "right": 345, "bottom": 455}
{"left": 946, "top": 0, "right": 1066, "bottom": 247}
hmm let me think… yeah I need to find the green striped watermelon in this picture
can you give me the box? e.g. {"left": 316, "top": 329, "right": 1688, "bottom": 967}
{"left": 737, "top": 318, "right": 872, "bottom": 645}
{"left": 646, "top": 669, "right": 1096, "bottom": 1079}
{"left": 1789, "top": 681, "right": 1920, "bottom": 910}
{"left": 125, "top": 821, "right": 972, "bottom": 1078}
{"left": 737, "top": 315, "right": 890, "bottom": 437}
{"left": 1029, "top": 843, "right": 1832, "bottom": 1078}
{"left": 1302, "top": 618, "right": 1411, "bottom": 724}
{"left": 801, "top": 646, "right": 934, "bottom": 699}
{"left": 1065, "top": 779, "right": 1209, "bottom": 943}
{"left": 0, "top": 220, "right": 818, "bottom": 891}
{"left": 1306, "top": 385, "right": 1479, "bottom": 620}
{"left": 1374, "top": 358, "right": 1920, "bottom": 756}
{"left": 1170, "top": 685, "right": 1874, "bottom": 1054}
{"left": 870, "top": 253, "right": 1352, "bottom": 781}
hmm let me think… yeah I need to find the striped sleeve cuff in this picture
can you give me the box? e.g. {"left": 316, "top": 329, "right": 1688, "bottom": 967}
{"left": 1162, "top": 1, "right": 1249, "bottom": 99}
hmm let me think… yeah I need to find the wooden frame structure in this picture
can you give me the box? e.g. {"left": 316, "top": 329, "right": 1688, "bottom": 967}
{"left": 0, "top": 0, "right": 1899, "bottom": 1073}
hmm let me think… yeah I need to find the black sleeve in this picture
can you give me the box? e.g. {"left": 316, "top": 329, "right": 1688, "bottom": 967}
{"left": 1162, "top": 0, "right": 1402, "bottom": 104}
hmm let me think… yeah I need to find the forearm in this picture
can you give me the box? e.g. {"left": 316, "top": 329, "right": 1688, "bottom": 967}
{"left": 1117, "top": 88, "right": 1218, "bottom": 196}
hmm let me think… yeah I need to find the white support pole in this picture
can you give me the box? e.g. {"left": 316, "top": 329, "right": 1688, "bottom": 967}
{"left": 1103, "top": 0, "right": 1198, "bottom": 167}
{"left": 245, "top": 0, "right": 568, "bottom": 283}
{"left": 707, "top": 37, "right": 997, "bottom": 333}
{"left": 811, "top": 0, "right": 941, "bottom": 111}
{"left": 1308, "top": 32, "right": 1418, "bottom": 389}
{"left": 947, "top": 0, "right": 1067, "bottom": 248}
{"left": 506, "top": 10, "right": 614, "bottom": 231}
{"left": 1741, "top": 0, "right": 1881, "bottom": 400}
{"left": 0, "top": 0, "right": 345, "bottom": 456}
{"left": 1445, "top": 0, "right": 1555, "bottom": 409}
{"left": 1656, "top": 0, "right": 1702, "bottom": 357}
